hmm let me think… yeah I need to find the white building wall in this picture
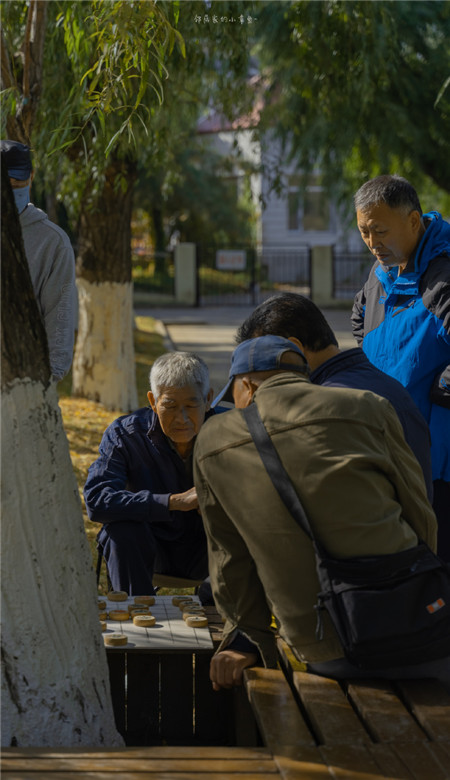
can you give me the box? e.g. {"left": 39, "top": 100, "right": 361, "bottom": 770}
{"left": 198, "top": 124, "right": 367, "bottom": 279}
{"left": 260, "top": 142, "right": 361, "bottom": 251}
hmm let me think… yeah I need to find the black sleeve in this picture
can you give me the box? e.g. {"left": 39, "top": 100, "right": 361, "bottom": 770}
{"left": 421, "top": 255, "right": 450, "bottom": 408}
{"left": 430, "top": 365, "right": 450, "bottom": 408}
{"left": 226, "top": 631, "right": 261, "bottom": 658}
{"left": 351, "top": 286, "right": 366, "bottom": 346}
{"left": 421, "top": 254, "right": 450, "bottom": 336}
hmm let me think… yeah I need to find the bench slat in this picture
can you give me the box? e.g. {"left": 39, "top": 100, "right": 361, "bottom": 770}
{"left": 1, "top": 773, "right": 281, "bottom": 780}
{"left": 244, "top": 670, "right": 390, "bottom": 778}
{"left": 320, "top": 743, "right": 412, "bottom": 779}
{"left": 395, "top": 679, "right": 450, "bottom": 741}
{"left": 0, "top": 747, "right": 272, "bottom": 759}
{"left": 244, "top": 668, "right": 315, "bottom": 750}
{"left": 276, "top": 640, "right": 307, "bottom": 681}
{"left": 346, "top": 681, "right": 427, "bottom": 743}
{"left": 390, "top": 741, "right": 450, "bottom": 780}
{"left": 430, "top": 742, "right": 450, "bottom": 768}
{"left": 365, "top": 744, "right": 415, "bottom": 779}
{"left": 292, "top": 671, "right": 370, "bottom": 746}
{"left": 271, "top": 751, "right": 331, "bottom": 780}
{"left": 0, "top": 757, "right": 279, "bottom": 772}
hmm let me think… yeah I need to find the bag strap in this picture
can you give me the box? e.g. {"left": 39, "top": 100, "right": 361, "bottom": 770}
{"left": 241, "top": 403, "right": 326, "bottom": 554}
{"left": 242, "top": 402, "right": 333, "bottom": 642}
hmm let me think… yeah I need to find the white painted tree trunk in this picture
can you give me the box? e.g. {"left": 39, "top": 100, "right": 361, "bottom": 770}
{"left": 1, "top": 379, "right": 122, "bottom": 747}
{"left": 72, "top": 279, "right": 138, "bottom": 412}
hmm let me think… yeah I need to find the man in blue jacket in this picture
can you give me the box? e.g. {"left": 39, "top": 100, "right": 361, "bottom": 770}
{"left": 236, "top": 293, "right": 433, "bottom": 503}
{"left": 84, "top": 352, "right": 214, "bottom": 594}
{"left": 351, "top": 175, "right": 450, "bottom": 558}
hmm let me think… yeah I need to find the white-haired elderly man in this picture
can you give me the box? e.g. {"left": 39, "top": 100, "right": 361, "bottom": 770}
{"left": 84, "top": 352, "right": 214, "bottom": 595}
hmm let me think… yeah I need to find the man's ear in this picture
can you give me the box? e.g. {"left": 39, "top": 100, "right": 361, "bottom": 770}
{"left": 241, "top": 376, "right": 258, "bottom": 407}
{"left": 409, "top": 209, "right": 422, "bottom": 234}
{"left": 288, "top": 336, "right": 305, "bottom": 353}
{"left": 205, "top": 387, "right": 214, "bottom": 411}
{"left": 147, "top": 390, "right": 157, "bottom": 413}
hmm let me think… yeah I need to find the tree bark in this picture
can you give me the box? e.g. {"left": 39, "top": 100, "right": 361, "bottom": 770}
{"left": 1, "top": 160, "right": 122, "bottom": 747}
{"left": 1, "top": 0, "right": 47, "bottom": 145}
{"left": 72, "top": 154, "right": 139, "bottom": 411}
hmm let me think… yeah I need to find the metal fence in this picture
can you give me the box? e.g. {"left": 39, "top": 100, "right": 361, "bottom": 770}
{"left": 196, "top": 244, "right": 259, "bottom": 306}
{"left": 196, "top": 244, "right": 312, "bottom": 306}
{"left": 260, "top": 247, "right": 311, "bottom": 292}
{"left": 131, "top": 244, "right": 373, "bottom": 305}
{"left": 332, "top": 249, "right": 374, "bottom": 299}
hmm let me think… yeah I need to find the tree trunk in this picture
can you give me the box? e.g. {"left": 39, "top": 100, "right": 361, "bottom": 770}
{"left": 1, "top": 160, "right": 122, "bottom": 747}
{"left": 72, "top": 155, "right": 138, "bottom": 411}
{"left": 1, "top": 0, "right": 48, "bottom": 145}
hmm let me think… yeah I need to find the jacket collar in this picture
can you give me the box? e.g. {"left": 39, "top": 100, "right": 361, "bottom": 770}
{"left": 253, "top": 371, "right": 311, "bottom": 397}
{"left": 310, "top": 348, "right": 367, "bottom": 384}
{"left": 375, "top": 212, "right": 450, "bottom": 295}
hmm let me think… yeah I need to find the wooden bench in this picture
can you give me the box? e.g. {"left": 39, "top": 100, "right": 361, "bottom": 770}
{"left": 4, "top": 610, "right": 450, "bottom": 779}
{"left": 0, "top": 745, "right": 281, "bottom": 779}
{"left": 242, "top": 638, "right": 450, "bottom": 779}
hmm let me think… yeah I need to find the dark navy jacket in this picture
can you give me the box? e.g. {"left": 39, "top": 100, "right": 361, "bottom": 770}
{"left": 310, "top": 348, "right": 433, "bottom": 500}
{"left": 351, "top": 212, "right": 450, "bottom": 481}
{"left": 84, "top": 406, "right": 218, "bottom": 541}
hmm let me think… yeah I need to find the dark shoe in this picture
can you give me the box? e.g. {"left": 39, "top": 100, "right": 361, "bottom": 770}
{"left": 198, "top": 577, "right": 215, "bottom": 606}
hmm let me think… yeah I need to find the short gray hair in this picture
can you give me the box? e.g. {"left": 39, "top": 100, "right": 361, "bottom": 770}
{"left": 150, "top": 352, "right": 210, "bottom": 400}
{"left": 354, "top": 174, "right": 422, "bottom": 216}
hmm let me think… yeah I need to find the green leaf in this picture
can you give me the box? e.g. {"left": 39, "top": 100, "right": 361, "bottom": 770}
{"left": 435, "top": 75, "right": 450, "bottom": 108}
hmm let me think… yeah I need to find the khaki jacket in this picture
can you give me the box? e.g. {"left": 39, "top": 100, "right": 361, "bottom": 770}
{"left": 194, "top": 373, "right": 437, "bottom": 667}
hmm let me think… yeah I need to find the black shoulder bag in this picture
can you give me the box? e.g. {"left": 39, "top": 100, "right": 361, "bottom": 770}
{"left": 242, "top": 402, "right": 450, "bottom": 670}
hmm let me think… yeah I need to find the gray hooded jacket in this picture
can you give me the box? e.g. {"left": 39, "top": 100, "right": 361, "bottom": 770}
{"left": 20, "top": 204, "right": 76, "bottom": 381}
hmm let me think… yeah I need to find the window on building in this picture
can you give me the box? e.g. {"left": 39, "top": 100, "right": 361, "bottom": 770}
{"left": 287, "top": 175, "right": 301, "bottom": 230}
{"left": 303, "top": 185, "right": 330, "bottom": 231}
{"left": 287, "top": 175, "right": 330, "bottom": 231}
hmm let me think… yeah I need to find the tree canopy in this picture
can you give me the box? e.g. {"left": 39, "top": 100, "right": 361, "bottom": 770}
{"left": 1, "top": 0, "right": 257, "bottom": 237}
{"left": 254, "top": 0, "right": 450, "bottom": 206}
{"left": 3, "top": 0, "right": 448, "bottom": 212}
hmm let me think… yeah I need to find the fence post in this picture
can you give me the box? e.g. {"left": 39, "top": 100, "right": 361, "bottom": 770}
{"left": 174, "top": 243, "right": 197, "bottom": 306}
{"left": 310, "top": 245, "right": 334, "bottom": 307}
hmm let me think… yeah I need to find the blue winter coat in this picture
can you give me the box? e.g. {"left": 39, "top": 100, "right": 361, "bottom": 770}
{"left": 351, "top": 212, "right": 450, "bottom": 481}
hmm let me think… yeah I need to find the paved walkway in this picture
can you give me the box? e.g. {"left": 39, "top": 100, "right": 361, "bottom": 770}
{"left": 135, "top": 305, "right": 358, "bottom": 397}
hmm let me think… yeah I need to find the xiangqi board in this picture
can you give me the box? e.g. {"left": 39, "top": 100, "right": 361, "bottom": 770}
{"left": 102, "top": 595, "right": 213, "bottom": 651}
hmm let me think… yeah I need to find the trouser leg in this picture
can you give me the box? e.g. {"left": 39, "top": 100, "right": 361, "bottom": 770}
{"left": 434, "top": 480, "right": 450, "bottom": 561}
{"left": 97, "top": 522, "right": 159, "bottom": 595}
{"left": 156, "top": 518, "right": 208, "bottom": 580}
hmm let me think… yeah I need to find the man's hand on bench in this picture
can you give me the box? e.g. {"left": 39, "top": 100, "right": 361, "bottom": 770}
{"left": 210, "top": 650, "right": 260, "bottom": 691}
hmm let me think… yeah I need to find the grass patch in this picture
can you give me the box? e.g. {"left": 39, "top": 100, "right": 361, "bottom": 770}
{"left": 59, "top": 396, "right": 119, "bottom": 594}
{"left": 59, "top": 316, "right": 193, "bottom": 596}
{"left": 133, "top": 265, "right": 175, "bottom": 296}
{"left": 198, "top": 266, "right": 254, "bottom": 295}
